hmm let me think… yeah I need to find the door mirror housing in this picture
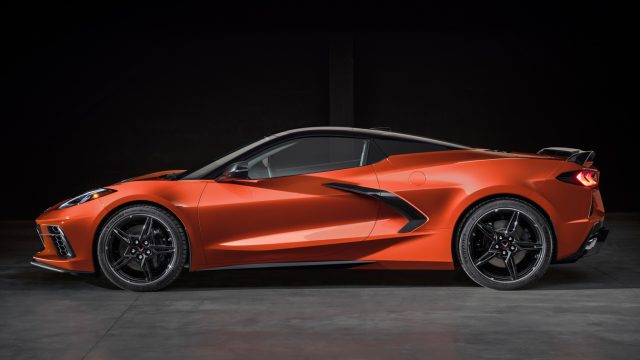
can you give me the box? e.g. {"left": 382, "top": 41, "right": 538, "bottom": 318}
{"left": 217, "top": 161, "right": 250, "bottom": 182}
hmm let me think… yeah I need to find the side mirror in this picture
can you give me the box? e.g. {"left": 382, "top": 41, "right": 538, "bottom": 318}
{"left": 217, "top": 161, "right": 250, "bottom": 182}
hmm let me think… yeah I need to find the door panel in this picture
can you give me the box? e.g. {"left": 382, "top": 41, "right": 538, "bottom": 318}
{"left": 198, "top": 165, "right": 380, "bottom": 267}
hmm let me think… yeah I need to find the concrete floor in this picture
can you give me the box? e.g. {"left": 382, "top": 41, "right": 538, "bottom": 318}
{"left": 1, "top": 214, "right": 639, "bottom": 360}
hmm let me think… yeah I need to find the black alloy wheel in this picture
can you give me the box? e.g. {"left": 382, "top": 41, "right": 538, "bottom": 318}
{"left": 97, "top": 205, "right": 187, "bottom": 291}
{"left": 457, "top": 198, "right": 553, "bottom": 290}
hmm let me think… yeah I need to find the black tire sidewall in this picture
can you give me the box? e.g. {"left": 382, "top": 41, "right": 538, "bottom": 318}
{"left": 97, "top": 205, "right": 187, "bottom": 292}
{"left": 457, "top": 198, "right": 553, "bottom": 290}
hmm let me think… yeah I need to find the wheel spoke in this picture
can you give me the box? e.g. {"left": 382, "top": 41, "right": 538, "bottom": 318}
{"left": 150, "top": 244, "right": 175, "bottom": 255}
{"left": 515, "top": 241, "right": 543, "bottom": 251}
{"left": 150, "top": 224, "right": 157, "bottom": 243}
{"left": 504, "top": 253, "right": 518, "bottom": 280}
{"left": 112, "top": 254, "right": 134, "bottom": 270}
{"left": 474, "top": 248, "right": 499, "bottom": 267}
{"left": 141, "top": 257, "right": 152, "bottom": 281}
{"left": 506, "top": 210, "right": 520, "bottom": 234}
{"left": 476, "top": 222, "right": 495, "bottom": 240}
{"left": 140, "top": 217, "right": 153, "bottom": 240}
{"left": 113, "top": 228, "right": 131, "bottom": 244}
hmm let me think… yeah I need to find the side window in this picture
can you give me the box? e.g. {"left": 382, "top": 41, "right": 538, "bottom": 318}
{"left": 374, "top": 139, "right": 450, "bottom": 157}
{"left": 247, "top": 137, "right": 368, "bottom": 179}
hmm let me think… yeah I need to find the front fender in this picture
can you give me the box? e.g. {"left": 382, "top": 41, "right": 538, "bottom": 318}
{"left": 35, "top": 180, "right": 208, "bottom": 272}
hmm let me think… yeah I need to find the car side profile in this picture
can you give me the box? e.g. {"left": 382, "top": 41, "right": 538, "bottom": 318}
{"left": 32, "top": 127, "right": 607, "bottom": 291}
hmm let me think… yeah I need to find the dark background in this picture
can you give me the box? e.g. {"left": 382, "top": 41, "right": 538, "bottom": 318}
{"left": 1, "top": 1, "right": 634, "bottom": 219}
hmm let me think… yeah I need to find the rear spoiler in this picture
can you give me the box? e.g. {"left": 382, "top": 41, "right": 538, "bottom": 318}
{"left": 537, "top": 147, "right": 596, "bottom": 166}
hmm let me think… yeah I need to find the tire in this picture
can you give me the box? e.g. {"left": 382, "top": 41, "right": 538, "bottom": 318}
{"left": 456, "top": 198, "right": 553, "bottom": 290}
{"left": 97, "top": 205, "right": 188, "bottom": 291}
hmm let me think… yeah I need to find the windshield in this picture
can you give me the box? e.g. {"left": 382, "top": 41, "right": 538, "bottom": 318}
{"left": 180, "top": 135, "right": 277, "bottom": 180}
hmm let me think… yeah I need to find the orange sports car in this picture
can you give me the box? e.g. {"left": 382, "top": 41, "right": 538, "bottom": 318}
{"left": 32, "top": 127, "right": 607, "bottom": 291}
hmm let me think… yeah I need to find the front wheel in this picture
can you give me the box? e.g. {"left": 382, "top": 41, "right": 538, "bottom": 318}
{"left": 97, "top": 205, "right": 187, "bottom": 291}
{"left": 457, "top": 198, "right": 553, "bottom": 290}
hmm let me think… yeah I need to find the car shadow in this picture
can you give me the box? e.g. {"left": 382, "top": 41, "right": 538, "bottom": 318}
{"left": 166, "top": 268, "right": 478, "bottom": 290}
{"left": 1, "top": 263, "right": 638, "bottom": 292}
{"left": 164, "top": 265, "right": 640, "bottom": 291}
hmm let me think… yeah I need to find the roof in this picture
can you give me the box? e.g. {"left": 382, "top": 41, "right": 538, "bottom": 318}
{"left": 269, "top": 127, "right": 470, "bottom": 150}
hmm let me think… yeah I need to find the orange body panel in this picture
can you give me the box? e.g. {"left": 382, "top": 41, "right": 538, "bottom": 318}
{"left": 34, "top": 148, "right": 604, "bottom": 273}
{"left": 197, "top": 165, "right": 381, "bottom": 267}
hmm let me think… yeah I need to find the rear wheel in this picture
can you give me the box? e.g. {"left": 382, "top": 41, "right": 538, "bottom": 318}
{"left": 457, "top": 198, "right": 553, "bottom": 290}
{"left": 97, "top": 205, "right": 187, "bottom": 291}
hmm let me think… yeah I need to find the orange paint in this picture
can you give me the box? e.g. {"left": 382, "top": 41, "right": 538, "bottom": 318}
{"left": 34, "top": 140, "right": 604, "bottom": 273}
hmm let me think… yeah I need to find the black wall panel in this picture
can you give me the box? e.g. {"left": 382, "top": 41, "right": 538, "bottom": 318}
{"left": 1, "top": 2, "right": 633, "bottom": 218}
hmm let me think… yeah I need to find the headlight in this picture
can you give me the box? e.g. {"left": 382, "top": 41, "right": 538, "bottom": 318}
{"left": 58, "top": 188, "right": 116, "bottom": 209}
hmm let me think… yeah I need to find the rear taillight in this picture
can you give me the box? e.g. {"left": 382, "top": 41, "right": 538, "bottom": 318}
{"left": 557, "top": 169, "right": 599, "bottom": 188}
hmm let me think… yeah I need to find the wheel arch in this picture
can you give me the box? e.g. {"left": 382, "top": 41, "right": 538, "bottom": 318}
{"left": 450, "top": 193, "right": 557, "bottom": 268}
{"left": 92, "top": 200, "right": 192, "bottom": 274}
